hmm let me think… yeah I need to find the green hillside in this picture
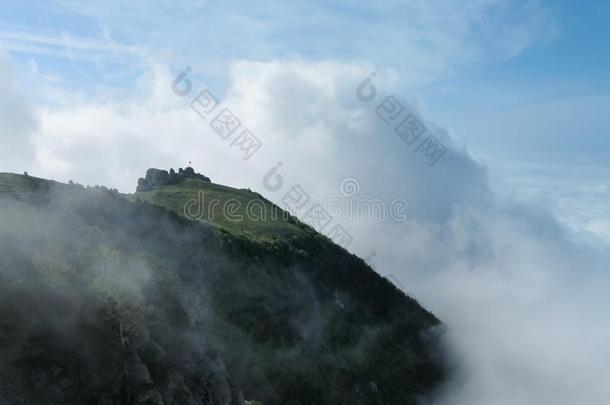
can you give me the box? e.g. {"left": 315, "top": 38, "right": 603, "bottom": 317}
{"left": 132, "top": 178, "right": 309, "bottom": 241}
{"left": 0, "top": 170, "right": 444, "bottom": 405}
{"left": 0, "top": 172, "right": 63, "bottom": 200}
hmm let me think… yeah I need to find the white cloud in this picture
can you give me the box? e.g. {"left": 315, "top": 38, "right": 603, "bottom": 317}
{"left": 0, "top": 53, "right": 37, "bottom": 173}
{"left": 30, "top": 65, "right": 222, "bottom": 190}
{"left": 489, "top": 161, "right": 610, "bottom": 244}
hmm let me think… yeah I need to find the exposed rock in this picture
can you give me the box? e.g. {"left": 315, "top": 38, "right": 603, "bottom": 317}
{"left": 136, "top": 167, "right": 211, "bottom": 192}
{"left": 125, "top": 340, "right": 245, "bottom": 405}
{"left": 162, "top": 371, "right": 200, "bottom": 405}
{"left": 187, "top": 354, "right": 233, "bottom": 405}
{"left": 137, "top": 177, "right": 152, "bottom": 192}
{"left": 146, "top": 169, "right": 169, "bottom": 187}
{"left": 125, "top": 351, "right": 165, "bottom": 405}
{"left": 229, "top": 380, "right": 246, "bottom": 405}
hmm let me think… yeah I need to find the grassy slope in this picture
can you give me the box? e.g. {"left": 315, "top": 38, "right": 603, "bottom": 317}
{"left": 0, "top": 173, "right": 58, "bottom": 198}
{"left": 131, "top": 178, "right": 310, "bottom": 241}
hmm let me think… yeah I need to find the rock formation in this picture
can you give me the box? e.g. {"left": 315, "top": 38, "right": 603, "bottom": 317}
{"left": 137, "top": 167, "right": 211, "bottom": 192}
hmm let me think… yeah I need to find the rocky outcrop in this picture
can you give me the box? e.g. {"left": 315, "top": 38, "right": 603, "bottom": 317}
{"left": 125, "top": 349, "right": 165, "bottom": 405}
{"left": 0, "top": 337, "right": 246, "bottom": 405}
{"left": 124, "top": 339, "right": 246, "bottom": 405}
{"left": 136, "top": 167, "right": 211, "bottom": 192}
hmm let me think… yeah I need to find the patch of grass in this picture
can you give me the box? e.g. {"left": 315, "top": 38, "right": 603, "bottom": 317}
{"left": 131, "top": 178, "right": 309, "bottom": 241}
{"left": 0, "top": 173, "right": 54, "bottom": 198}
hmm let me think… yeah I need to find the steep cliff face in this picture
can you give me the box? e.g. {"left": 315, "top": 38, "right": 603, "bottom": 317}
{"left": 0, "top": 172, "right": 444, "bottom": 405}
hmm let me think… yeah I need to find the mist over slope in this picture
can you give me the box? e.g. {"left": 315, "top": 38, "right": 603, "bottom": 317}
{"left": 0, "top": 171, "right": 443, "bottom": 405}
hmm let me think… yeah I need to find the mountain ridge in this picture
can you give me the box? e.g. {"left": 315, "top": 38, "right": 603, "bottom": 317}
{"left": 0, "top": 170, "right": 444, "bottom": 405}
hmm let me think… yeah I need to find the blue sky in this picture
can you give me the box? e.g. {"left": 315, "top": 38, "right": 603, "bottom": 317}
{"left": 423, "top": 0, "right": 610, "bottom": 165}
